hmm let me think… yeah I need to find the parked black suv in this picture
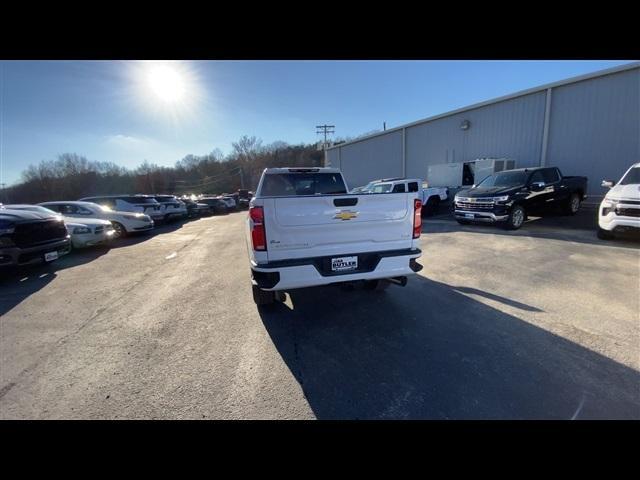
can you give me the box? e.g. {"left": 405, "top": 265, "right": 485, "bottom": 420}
{"left": 197, "top": 197, "right": 228, "bottom": 215}
{"left": 0, "top": 208, "right": 71, "bottom": 267}
{"left": 453, "top": 167, "right": 588, "bottom": 230}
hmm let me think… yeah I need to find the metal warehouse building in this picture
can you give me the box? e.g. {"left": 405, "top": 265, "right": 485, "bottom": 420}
{"left": 325, "top": 62, "right": 640, "bottom": 203}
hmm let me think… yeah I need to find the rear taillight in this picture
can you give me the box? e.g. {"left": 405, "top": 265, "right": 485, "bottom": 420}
{"left": 249, "top": 206, "right": 266, "bottom": 251}
{"left": 413, "top": 199, "right": 422, "bottom": 239}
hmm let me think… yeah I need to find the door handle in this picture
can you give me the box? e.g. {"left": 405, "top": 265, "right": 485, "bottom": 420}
{"left": 334, "top": 198, "right": 358, "bottom": 207}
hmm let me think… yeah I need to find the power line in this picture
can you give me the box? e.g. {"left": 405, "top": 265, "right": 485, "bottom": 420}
{"left": 175, "top": 167, "right": 242, "bottom": 189}
{"left": 173, "top": 167, "right": 244, "bottom": 191}
{"left": 316, "top": 124, "right": 335, "bottom": 148}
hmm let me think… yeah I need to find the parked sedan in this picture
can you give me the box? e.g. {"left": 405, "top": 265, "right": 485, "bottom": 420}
{"left": 39, "top": 201, "right": 154, "bottom": 239}
{"left": 64, "top": 220, "right": 114, "bottom": 248}
{"left": 3, "top": 204, "right": 115, "bottom": 249}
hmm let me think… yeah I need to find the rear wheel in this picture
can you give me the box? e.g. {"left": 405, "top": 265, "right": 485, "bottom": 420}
{"left": 565, "top": 193, "right": 581, "bottom": 215}
{"left": 422, "top": 196, "right": 440, "bottom": 217}
{"left": 504, "top": 205, "right": 526, "bottom": 230}
{"left": 111, "top": 222, "right": 127, "bottom": 239}
{"left": 252, "top": 284, "right": 275, "bottom": 306}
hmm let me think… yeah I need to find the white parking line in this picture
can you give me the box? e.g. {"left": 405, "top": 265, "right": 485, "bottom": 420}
{"left": 165, "top": 252, "right": 178, "bottom": 260}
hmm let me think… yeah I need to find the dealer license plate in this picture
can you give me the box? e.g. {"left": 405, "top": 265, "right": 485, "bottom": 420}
{"left": 331, "top": 256, "right": 358, "bottom": 272}
{"left": 464, "top": 213, "right": 474, "bottom": 219}
{"left": 44, "top": 251, "right": 58, "bottom": 262}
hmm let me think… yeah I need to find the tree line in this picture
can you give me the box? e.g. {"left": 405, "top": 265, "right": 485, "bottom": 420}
{"left": 3, "top": 135, "right": 338, "bottom": 204}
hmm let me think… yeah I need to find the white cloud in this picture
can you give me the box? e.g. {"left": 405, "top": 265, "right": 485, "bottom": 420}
{"left": 104, "top": 134, "right": 149, "bottom": 147}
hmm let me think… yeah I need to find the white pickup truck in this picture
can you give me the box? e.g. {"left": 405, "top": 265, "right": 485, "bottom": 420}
{"left": 352, "top": 178, "right": 448, "bottom": 216}
{"left": 246, "top": 167, "right": 424, "bottom": 305}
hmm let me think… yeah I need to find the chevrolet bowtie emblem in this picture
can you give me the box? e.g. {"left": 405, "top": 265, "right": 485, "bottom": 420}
{"left": 334, "top": 210, "right": 359, "bottom": 221}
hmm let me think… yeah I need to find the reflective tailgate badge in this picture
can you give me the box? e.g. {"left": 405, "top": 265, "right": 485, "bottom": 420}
{"left": 334, "top": 210, "right": 358, "bottom": 221}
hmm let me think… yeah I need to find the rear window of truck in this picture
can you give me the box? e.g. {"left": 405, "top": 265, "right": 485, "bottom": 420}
{"left": 260, "top": 173, "right": 347, "bottom": 196}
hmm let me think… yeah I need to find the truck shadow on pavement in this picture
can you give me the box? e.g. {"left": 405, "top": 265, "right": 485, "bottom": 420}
{"left": 258, "top": 276, "right": 640, "bottom": 419}
{"left": 0, "top": 246, "right": 114, "bottom": 315}
{"left": 0, "top": 268, "right": 58, "bottom": 317}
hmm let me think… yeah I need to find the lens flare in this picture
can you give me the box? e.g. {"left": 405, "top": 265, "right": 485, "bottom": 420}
{"left": 147, "top": 64, "right": 186, "bottom": 104}
{"left": 127, "top": 60, "right": 206, "bottom": 127}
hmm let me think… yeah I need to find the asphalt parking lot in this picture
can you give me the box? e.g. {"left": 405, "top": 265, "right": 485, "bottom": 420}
{"left": 1, "top": 209, "right": 638, "bottom": 419}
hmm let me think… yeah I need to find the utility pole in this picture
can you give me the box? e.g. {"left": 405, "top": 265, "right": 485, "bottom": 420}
{"left": 316, "top": 124, "right": 335, "bottom": 149}
{"left": 239, "top": 167, "right": 245, "bottom": 189}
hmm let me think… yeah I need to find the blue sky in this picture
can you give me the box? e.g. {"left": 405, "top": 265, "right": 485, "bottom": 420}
{"left": 0, "top": 60, "right": 634, "bottom": 185}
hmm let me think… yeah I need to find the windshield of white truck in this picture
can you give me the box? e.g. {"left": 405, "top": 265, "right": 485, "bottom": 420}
{"left": 619, "top": 167, "right": 640, "bottom": 185}
{"left": 260, "top": 173, "right": 347, "bottom": 196}
{"left": 477, "top": 171, "right": 528, "bottom": 187}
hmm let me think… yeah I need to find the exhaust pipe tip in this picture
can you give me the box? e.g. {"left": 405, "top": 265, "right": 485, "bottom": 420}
{"left": 386, "top": 276, "right": 408, "bottom": 287}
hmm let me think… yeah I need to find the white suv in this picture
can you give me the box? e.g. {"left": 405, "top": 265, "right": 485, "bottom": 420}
{"left": 79, "top": 195, "right": 164, "bottom": 222}
{"left": 152, "top": 195, "right": 188, "bottom": 221}
{"left": 598, "top": 163, "right": 640, "bottom": 239}
{"left": 40, "top": 201, "right": 154, "bottom": 239}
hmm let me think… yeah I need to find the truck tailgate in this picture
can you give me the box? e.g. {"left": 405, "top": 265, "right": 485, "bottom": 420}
{"left": 263, "top": 193, "right": 417, "bottom": 261}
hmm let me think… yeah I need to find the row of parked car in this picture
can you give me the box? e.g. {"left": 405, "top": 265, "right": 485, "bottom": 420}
{"left": 0, "top": 191, "right": 253, "bottom": 269}
{"left": 349, "top": 163, "right": 640, "bottom": 239}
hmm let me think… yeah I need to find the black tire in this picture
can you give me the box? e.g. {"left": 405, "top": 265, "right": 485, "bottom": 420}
{"left": 504, "top": 205, "right": 526, "bottom": 230}
{"left": 565, "top": 193, "right": 581, "bottom": 215}
{"left": 422, "top": 196, "right": 441, "bottom": 217}
{"left": 111, "top": 221, "right": 127, "bottom": 239}
{"left": 363, "top": 279, "right": 390, "bottom": 291}
{"left": 252, "top": 284, "right": 275, "bottom": 306}
{"left": 597, "top": 227, "right": 614, "bottom": 240}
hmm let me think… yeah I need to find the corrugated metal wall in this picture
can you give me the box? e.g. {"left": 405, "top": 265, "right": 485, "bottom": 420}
{"left": 326, "top": 66, "right": 640, "bottom": 197}
{"left": 325, "top": 148, "right": 340, "bottom": 168}
{"left": 546, "top": 68, "right": 640, "bottom": 198}
{"left": 405, "top": 91, "right": 546, "bottom": 179}
{"left": 337, "top": 130, "right": 404, "bottom": 189}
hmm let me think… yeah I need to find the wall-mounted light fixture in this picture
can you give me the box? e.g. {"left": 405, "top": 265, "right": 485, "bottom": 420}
{"left": 460, "top": 120, "right": 471, "bottom": 130}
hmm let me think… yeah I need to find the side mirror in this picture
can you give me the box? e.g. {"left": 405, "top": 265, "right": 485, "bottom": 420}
{"left": 530, "top": 181, "right": 545, "bottom": 191}
{"left": 601, "top": 180, "right": 615, "bottom": 188}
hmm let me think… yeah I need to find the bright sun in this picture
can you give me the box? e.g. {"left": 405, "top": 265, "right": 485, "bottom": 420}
{"left": 129, "top": 60, "right": 205, "bottom": 125}
{"left": 147, "top": 64, "right": 186, "bottom": 103}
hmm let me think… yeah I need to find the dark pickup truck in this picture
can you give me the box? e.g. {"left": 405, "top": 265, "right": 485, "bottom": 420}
{"left": 0, "top": 208, "right": 71, "bottom": 267}
{"left": 453, "top": 166, "right": 588, "bottom": 230}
